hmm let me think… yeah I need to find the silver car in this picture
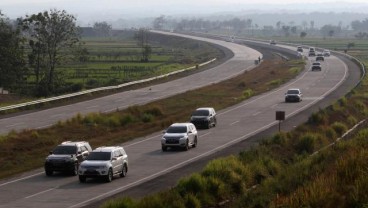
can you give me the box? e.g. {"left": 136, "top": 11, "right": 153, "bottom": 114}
{"left": 161, "top": 123, "right": 198, "bottom": 151}
{"left": 78, "top": 146, "right": 128, "bottom": 182}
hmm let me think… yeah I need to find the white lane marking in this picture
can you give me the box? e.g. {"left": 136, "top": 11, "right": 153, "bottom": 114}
{"left": 25, "top": 187, "right": 58, "bottom": 199}
{"left": 50, "top": 114, "right": 64, "bottom": 118}
{"left": 0, "top": 172, "right": 43, "bottom": 187}
{"left": 230, "top": 121, "right": 239, "bottom": 126}
{"left": 86, "top": 105, "right": 99, "bottom": 109}
{"left": 271, "top": 104, "right": 278, "bottom": 108}
{"left": 200, "top": 132, "right": 211, "bottom": 138}
{"left": 36, "top": 124, "right": 52, "bottom": 129}
{"left": 6, "top": 122, "right": 24, "bottom": 128}
{"left": 252, "top": 111, "right": 261, "bottom": 116}
{"left": 124, "top": 134, "right": 162, "bottom": 147}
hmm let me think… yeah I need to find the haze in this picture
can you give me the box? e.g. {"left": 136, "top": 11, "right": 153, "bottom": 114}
{"left": 1, "top": 0, "right": 368, "bottom": 28}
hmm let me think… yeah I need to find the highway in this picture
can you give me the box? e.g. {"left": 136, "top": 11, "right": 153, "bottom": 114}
{"left": 0, "top": 32, "right": 361, "bottom": 208}
{"left": 0, "top": 33, "right": 260, "bottom": 136}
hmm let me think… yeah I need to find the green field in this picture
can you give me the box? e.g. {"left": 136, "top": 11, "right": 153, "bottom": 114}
{"left": 25, "top": 32, "right": 223, "bottom": 91}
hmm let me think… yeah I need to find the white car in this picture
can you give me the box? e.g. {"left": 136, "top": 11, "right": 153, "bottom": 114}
{"left": 323, "top": 50, "right": 331, "bottom": 57}
{"left": 285, "top": 88, "right": 303, "bottom": 102}
{"left": 161, "top": 123, "right": 198, "bottom": 151}
{"left": 78, "top": 146, "right": 128, "bottom": 182}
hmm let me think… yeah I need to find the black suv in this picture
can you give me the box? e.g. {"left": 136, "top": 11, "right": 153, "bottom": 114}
{"left": 190, "top": 107, "right": 217, "bottom": 129}
{"left": 45, "top": 141, "right": 92, "bottom": 176}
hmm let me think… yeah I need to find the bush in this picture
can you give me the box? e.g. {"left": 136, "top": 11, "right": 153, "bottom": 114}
{"left": 102, "top": 197, "right": 138, "bottom": 208}
{"left": 141, "top": 113, "right": 154, "bottom": 123}
{"left": 308, "top": 111, "right": 328, "bottom": 126}
{"left": 120, "top": 114, "right": 135, "bottom": 126}
{"left": 295, "top": 134, "right": 318, "bottom": 154}
{"left": 331, "top": 122, "right": 348, "bottom": 136}
{"left": 242, "top": 89, "right": 254, "bottom": 99}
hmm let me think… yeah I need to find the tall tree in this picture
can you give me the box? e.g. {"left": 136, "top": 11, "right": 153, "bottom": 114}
{"left": 21, "top": 9, "right": 81, "bottom": 96}
{"left": 93, "top": 21, "right": 112, "bottom": 37}
{"left": 0, "top": 12, "right": 27, "bottom": 91}
{"left": 134, "top": 28, "right": 152, "bottom": 62}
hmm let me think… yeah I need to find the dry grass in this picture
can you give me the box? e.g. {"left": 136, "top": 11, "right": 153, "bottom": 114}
{"left": 0, "top": 56, "right": 304, "bottom": 179}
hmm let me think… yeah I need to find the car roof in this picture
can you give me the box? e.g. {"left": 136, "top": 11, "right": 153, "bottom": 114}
{"left": 60, "top": 141, "right": 88, "bottom": 146}
{"left": 287, "top": 88, "right": 300, "bottom": 91}
{"left": 170, "top": 123, "right": 193, "bottom": 127}
{"left": 94, "top": 146, "right": 123, "bottom": 152}
{"left": 195, "top": 107, "right": 214, "bottom": 111}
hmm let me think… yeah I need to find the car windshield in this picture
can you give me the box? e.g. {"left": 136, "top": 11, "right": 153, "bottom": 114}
{"left": 313, "top": 62, "right": 321, "bottom": 65}
{"left": 166, "top": 126, "right": 187, "bottom": 133}
{"left": 287, "top": 90, "right": 300, "bottom": 94}
{"left": 52, "top": 146, "right": 77, "bottom": 155}
{"left": 87, "top": 152, "right": 111, "bottom": 161}
{"left": 192, "top": 110, "right": 210, "bottom": 116}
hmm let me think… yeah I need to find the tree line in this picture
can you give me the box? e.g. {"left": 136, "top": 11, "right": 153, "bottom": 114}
{"left": 153, "top": 16, "right": 368, "bottom": 39}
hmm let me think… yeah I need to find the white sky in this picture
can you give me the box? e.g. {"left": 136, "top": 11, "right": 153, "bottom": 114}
{"left": 1, "top": 0, "right": 368, "bottom": 25}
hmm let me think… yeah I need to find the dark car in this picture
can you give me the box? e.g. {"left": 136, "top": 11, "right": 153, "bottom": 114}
{"left": 45, "top": 141, "right": 92, "bottom": 176}
{"left": 190, "top": 107, "right": 217, "bottom": 129}
{"left": 311, "top": 62, "right": 322, "bottom": 71}
{"left": 316, "top": 53, "right": 324, "bottom": 61}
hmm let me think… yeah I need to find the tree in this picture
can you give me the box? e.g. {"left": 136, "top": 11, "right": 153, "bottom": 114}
{"left": 93, "top": 21, "right": 112, "bottom": 37}
{"left": 300, "top": 31, "right": 307, "bottom": 38}
{"left": 134, "top": 28, "right": 152, "bottom": 62}
{"left": 153, "top": 15, "right": 165, "bottom": 30}
{"left": 21, "top": 9, "right": 81, "bottom": 96}
{"left": 0, "top": 12, "right": 27, "bottom": 91}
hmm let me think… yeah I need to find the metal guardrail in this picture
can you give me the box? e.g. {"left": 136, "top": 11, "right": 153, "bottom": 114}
{"left": 0, "top": 59, "right": 216, "bottom": 112}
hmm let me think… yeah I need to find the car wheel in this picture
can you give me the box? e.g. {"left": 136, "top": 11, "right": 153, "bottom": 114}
{"left": 71, "top": 163, "right": 78, "bottom": 176}
{"left": 193, "top": 137, "right": 198, "bottom": 148}
{"left": 105, "top": 169, "right": 113, "bottom": 182}
{"left": 207, "top": 122, "right": 211, "bottom": 129}
{"left": 79, "top": 175, "right": 86, "bottom": 183}
{"left": 184, "top": 140, "right": 189, "bottom": 151}
{"left": 45, "top": 169, "right": 53, "bottom": 176}
{"left": 162, "top": 145, "right": 167, "bottom": 152}
{"left": 120, "top": 164, "right": 128, "bottom": 177}
{"left": 213, "top": 119, "right": 217, "bottom": 127}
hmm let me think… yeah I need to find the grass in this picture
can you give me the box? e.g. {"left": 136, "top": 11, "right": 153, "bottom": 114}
{"left": 0, "top": 55, "right": 303, "bottom": 179}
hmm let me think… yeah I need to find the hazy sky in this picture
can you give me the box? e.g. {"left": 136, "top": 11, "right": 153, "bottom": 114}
{"left": 1, "top": 0, "right": 368, "bottom": 26}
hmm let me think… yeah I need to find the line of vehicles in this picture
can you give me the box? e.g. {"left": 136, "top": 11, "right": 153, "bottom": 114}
{"left": 44, "top": 44, "right": 330, "bottom": 183}
{"left": 44, "top": 107, "right": 218, "bottom": 183}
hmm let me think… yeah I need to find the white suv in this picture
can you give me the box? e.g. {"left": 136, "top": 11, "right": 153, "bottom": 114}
{"left": 78, "top": 146, "right": 128, "bottom": 183}
{"left": 161, "top": 123, "right": 198, "bottom": 151}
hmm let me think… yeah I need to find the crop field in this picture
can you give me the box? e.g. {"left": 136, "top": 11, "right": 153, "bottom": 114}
{"left": 53, "top": 38, "right": 192, "bottom": 88}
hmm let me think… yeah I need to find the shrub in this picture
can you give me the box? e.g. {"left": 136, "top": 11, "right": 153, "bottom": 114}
{"left": 120, "top": 114, "right": 135, "bottom": 126}
{"left": 325, "top": 127, "right": 337, "bottom": 140}
{"left": 308, "top": 111, "right": 328, "bottom": 126}
{"left": 295, "top": 133, "right": 318, "bottom": 154}
{"left": 143, "top": 106, "right": 163, "bottom": 117}
{"left": 242, "top": 89, "right": 254, "bottom": 99}
{"left": 141, "top": 113, "right": 154, "bottom": 123}
{"left": 331, "top": 122, "right": 348, "bottom": 136}
{"left": 102, "top": 197, "right": 138, "bottom": 208}
{"left": 184, "top": 193, "right": 201, "bottom": 208}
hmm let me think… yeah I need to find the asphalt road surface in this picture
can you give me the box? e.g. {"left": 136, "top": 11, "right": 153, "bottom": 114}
{"left": 0, "top": 33, "right": 361, "bottom": 208}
